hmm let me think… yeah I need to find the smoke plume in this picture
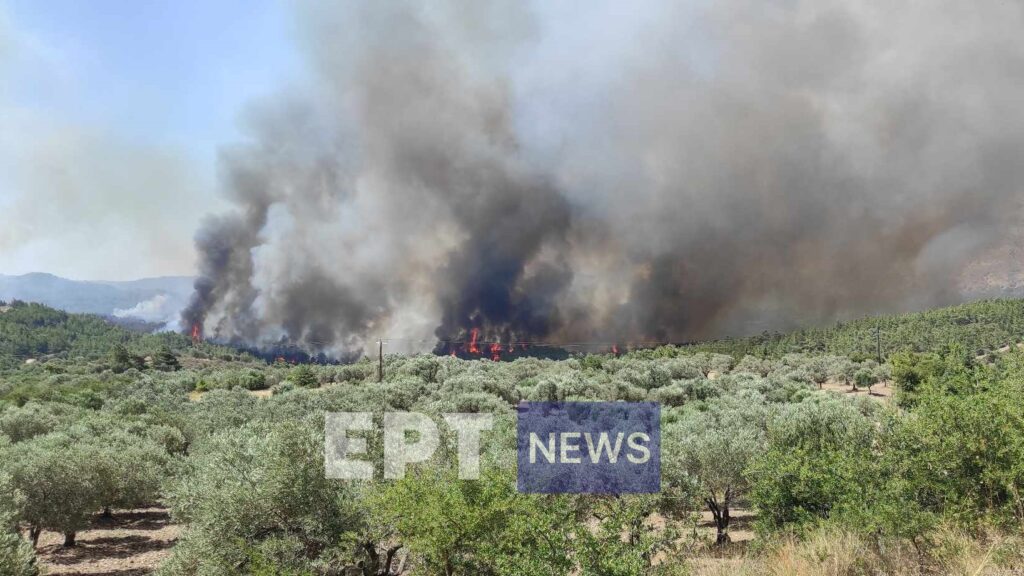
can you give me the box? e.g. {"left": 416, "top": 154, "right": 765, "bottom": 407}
{"left": 183, "top": 0, "right": 1024, "bottom": 356}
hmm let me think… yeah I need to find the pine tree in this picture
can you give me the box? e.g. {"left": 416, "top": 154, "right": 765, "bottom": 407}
{"left": 152, "top": 345, "right": 180, "bottom": 372}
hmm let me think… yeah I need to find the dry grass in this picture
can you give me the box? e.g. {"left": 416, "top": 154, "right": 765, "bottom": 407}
{"left": 187, "top": 388, "right": 273, "bottom": 402}
{"left": 682, "top": 526, "right": 1024, "bottom": 576}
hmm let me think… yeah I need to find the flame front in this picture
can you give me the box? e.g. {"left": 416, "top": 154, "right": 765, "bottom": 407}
{"left": 434, "top": 328, "right": 544, "bottom": 361}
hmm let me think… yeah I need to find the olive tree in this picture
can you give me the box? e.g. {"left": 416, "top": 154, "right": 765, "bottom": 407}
{"left": 575, "top": 494, "right": 679, "bottom": 575}
{"left": 690, "top": 352, "right": 735, "bottom": 378}
{"left": 831, "top": 357, "right": 858, "bottom": 391}
{"left": 854, "top": 367, "right": 878, "bottom": 394}
{"left": 161, "top": 420, "right": 371, "bottom": 575}
{"left": 0, "top": 473, "right": 38, "bottom": 576}
{"left": 372, "top": 466, "right": 575, "bottom": 576}
{"left": 747, "top": 397, "right": 879, "bottom": 531}
{"left": 806, "top": 356, "right": 830, "bottom": 390}
{"left": 91, "top": 431, "right": 169, "bottom": 517}
{"left": 733, "top": 356, "right": 776, "bottom": 377}
{"left": 663, "top": 396, "right": 767, "bottom": 544}
{"left": 0, "top": 403, "right": 62, "bottom": 443}
{"left": 0, "top": 433, "right": 102, "bottom": 547}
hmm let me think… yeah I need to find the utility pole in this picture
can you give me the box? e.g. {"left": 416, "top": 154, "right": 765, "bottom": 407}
{"left": 378, "top": 339, "right": 384, "bottom": 382}
{"left": 875, "top": 324, "right": 882, "bottom": 365}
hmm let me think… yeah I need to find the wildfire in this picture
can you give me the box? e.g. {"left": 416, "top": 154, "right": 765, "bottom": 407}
{"left": 190, "top": 323, "right": 202, "bottom": 346}
{"left": 611, "top": 344, "right": 619, "bottom": 355}
{"left": 438, "top": 328, "right": 535, "bottom": 361}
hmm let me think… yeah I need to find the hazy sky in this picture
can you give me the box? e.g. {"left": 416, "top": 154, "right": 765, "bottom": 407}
{"left": 0, "top": 0, "right": 303, "bottom": 280}
{"left": 0, "top": 0, "right": 683, "bottom": 281}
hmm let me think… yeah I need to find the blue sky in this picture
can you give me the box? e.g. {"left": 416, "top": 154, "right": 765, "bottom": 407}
{"left": 4, "top": 0, "right": 303, "bottom": 160}
{"left": 0, "top": 0, "right": 306, "bottom": 279}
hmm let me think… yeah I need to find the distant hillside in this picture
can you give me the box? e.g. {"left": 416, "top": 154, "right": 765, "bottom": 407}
{"left": 0, "top": 301, "right": 245, "bottom": 370}
{"left": 959, "top": 234, "right": 1024, "bottom": 299}
{"left": 0, "top": 273, "right": 194, "bottom": 328}
{"left": 671, "top": 298, "right": 1024, "bottom": 360}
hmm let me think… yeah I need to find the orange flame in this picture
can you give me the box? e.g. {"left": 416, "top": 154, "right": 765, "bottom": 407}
{"left": 490, "top": 341, "right": 502, "bottom": 361}
{"left": 467, "top": 328, "right": 481, "bottom": 355}
{"left": 611, "top": 344, "right": 619, "bottom": 355}
{"left": 190, "top": 323, "right": 202, "bottom": 345}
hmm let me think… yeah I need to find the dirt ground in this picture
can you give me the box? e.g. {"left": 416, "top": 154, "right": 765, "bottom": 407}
{"left": 30, "top": 507, "right": 751, "bottom": 575}
{"left": 34, "top": 508, "right": 179, "bottom": 576}
{"left": 653, "top": 508, "right": 757, "bottom": 544}
{"left": 700, "top": 508, "right": 756, "bottom": 543}
{"left": 819, "top": 379, "right": 893, "bottom": 399}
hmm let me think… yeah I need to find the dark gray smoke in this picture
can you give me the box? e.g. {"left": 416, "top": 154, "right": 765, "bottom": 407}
{"left": 183, "top": 0, "right": 1024, "bottom": 356}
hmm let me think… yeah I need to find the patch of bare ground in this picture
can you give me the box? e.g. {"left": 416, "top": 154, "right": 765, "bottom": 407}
{"left": 697, "top": 508, "right": 756, "bottom": 544}
{"left": 819, "top": 379, "right": 893, "bottom": 400}
{"left": 188, "top": 388, "right": 273, "bottom": 401}
{"left": 651, "top": 508, "right": 757, "bottom": 567}
{"left": 34, "top": 507, "right": 179, "bottom": 576}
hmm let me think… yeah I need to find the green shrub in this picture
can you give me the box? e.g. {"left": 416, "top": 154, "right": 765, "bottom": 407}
{"left": 0, "top": 473, "right": 37, "bottom": 576}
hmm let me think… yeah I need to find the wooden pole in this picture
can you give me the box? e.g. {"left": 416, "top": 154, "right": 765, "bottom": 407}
{"left": 378, "top": 339, "right": 384, "bottom": 382}
{"left": 875, "top": 325, "right": 882, "bottom": 365}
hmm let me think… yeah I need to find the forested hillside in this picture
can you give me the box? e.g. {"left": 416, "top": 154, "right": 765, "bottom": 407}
{"left": 679, "top": 298, "right": 1024, "bottom": 360}
{"left": 6, "top": 296, "right": 1024, "bottom": 372}
{"left": 0, "top": 301, "right": 245, "bottom": 371}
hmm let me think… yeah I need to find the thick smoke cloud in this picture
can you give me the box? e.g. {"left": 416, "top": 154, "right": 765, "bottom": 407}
{"left": 184, "top": 0, "right": 1024, "bottom": 356}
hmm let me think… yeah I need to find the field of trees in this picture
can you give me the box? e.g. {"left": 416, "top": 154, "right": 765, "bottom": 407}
{"left": 1, "top": 299, "right": 1024, "bottom": 575}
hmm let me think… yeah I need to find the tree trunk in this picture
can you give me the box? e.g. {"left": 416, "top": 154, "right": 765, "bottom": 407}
{"left": 380, "top": 545, "right": 402, "bottom": 576}
{"left": 359, "top": 541, "right": 402, "bottom": 576}
{"left": 706, "top": 496, "right": 731, "bottom": 545}
{"left": 102, "top": 506, "right": 112, "bottom": 518}
{"left": 29, "top": 526, "right": 41, "bottom": 548}
{"left": 63, "top": 531, "right": 76, "bottom": 547}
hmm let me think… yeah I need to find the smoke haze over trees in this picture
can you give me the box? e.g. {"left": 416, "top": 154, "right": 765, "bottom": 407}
{"left": 183, "top": 0, "right": 1024, "bottom": 357}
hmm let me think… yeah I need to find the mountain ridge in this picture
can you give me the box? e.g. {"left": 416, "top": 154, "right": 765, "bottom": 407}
{"left": 0, "top": 272, "right": 195, "bottom": 328}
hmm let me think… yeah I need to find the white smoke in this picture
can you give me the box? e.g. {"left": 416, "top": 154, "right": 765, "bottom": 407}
{"left": 114, "top": 294, "right": 179, "bottom": 327}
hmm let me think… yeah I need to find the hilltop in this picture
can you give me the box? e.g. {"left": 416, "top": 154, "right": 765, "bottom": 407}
{"left": 0, "top": 273, "right": 194, "bottom": 327}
